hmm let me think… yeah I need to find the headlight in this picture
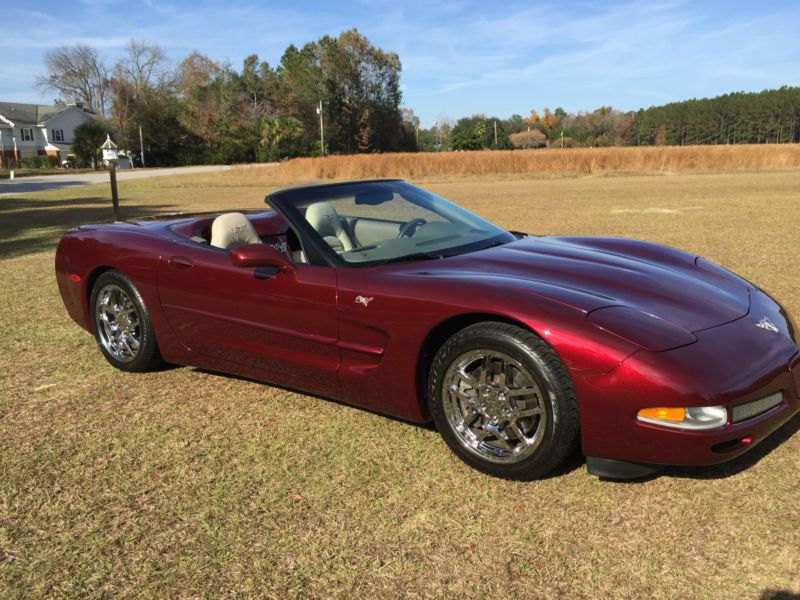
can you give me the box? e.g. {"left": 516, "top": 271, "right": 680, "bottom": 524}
{"left": 588, "top": 306, "right": 697, "bottom": 352}
{"left": 637, "top": 406, "right": 728, "bottom": 430}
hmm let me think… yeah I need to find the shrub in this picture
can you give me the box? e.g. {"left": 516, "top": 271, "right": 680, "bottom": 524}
{"left": 20, "top": 156, "right": 43, "bottom": 169}
{"left": 509, "top": 129, "right": 548, "bottom": 149}
{"left": 17, "top": 155, "right": 61, "bottom": 169}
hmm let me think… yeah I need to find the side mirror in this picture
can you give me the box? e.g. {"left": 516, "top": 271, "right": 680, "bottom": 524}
{"left": 230, "top": 243, "right": 296, "bottom": 273}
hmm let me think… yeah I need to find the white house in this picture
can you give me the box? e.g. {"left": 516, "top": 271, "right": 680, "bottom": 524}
{"left": 0, "top": 102, "right": 93, "bottom": 168}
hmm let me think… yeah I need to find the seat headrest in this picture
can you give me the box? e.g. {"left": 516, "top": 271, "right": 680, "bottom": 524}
{"left": 210, "top": 212, "right": 261, "bottom": 250}
{"left": 305, "top": 202, "right": 343, "bottom": 238}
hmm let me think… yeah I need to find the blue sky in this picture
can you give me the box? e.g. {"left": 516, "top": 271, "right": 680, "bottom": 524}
{"left": 2, "top": 0, "right": 799, "bottom": 126}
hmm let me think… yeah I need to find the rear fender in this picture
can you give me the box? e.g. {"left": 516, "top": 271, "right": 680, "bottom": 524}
{"left": 55, "top": 228, "right": 189, "bottom": 364}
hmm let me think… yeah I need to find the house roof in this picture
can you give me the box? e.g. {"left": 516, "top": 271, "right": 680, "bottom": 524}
{"left": 0, "top": 102, "right": 86, "bottom": 126}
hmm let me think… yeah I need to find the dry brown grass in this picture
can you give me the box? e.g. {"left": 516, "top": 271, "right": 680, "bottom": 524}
{"left": 236, "top": 144, "right": 800, "bottom": 180}
{"left": 1, "top": 168, "right": 799, "bottom": 599}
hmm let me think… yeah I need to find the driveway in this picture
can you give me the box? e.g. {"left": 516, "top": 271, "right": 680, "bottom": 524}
{"left": 0, "top": 165, "right": 235, "bottom": 196}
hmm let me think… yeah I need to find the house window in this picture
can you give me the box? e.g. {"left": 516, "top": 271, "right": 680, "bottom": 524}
{"left": 20, "top": 128, "right": 33, "bottom": 141}
{"left": 52, "top": 129, "right": 64, "bottom": 142}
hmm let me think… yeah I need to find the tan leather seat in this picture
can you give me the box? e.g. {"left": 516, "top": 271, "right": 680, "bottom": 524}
{"left": 305, "top": 202, "right": 354, "bottom": 252}
{"left": 210, "top": 212, "right": 262, "bottom": 249}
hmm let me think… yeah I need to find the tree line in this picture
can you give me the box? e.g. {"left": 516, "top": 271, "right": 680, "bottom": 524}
{"left": 38, "top": 35, "right": 800, "bottom": 165}
{"left": 38, "top": 31, "right": 414, "bottom": 167}
{"left": 430, "top": 87, "right": 800, "bottom": 152}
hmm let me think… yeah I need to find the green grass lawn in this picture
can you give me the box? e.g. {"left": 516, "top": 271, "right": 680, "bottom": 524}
{"left": 1, "top": 169, "right": 799, "bottom": 598}
{"left": 0, "top": 168, "right": 97, "bottom": 179}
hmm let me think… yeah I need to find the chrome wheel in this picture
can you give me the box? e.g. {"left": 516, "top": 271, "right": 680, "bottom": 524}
{"left": 442, "top": 350, "right": 548, "bottom": 464}
{"left": 95, "top": 284, "right": 141, "bottom": 363}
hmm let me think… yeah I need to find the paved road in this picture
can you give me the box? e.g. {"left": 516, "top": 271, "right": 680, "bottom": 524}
{"left": 0, "top": 165, "right": 235, "bottom": 196}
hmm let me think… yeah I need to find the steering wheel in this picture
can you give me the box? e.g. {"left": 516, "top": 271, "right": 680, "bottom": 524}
{"left": 397, "top": 218, "right": 427, "bottom": 239}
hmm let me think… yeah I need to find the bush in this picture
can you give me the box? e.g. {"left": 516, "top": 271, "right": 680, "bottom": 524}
{"left": 17, "top": 155, "right": 60, "bottom": 169}
{"left": 20, "top": 156, "right": 43, "bottom": 169}
{"left": 509, "top": 129, "right": 548, "bottom": 149}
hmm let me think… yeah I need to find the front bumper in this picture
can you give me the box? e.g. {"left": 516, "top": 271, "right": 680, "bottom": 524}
{"left": 577, "top": 300, "right": 800, "bottom": 469}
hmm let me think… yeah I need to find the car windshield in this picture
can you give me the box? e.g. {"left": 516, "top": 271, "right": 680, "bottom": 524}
{"left": 270, "top": 180, "right": 516, "bottom": 266}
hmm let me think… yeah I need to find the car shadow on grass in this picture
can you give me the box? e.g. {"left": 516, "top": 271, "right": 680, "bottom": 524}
{"left": 760, "top": 590, "right": 800, "bottom": 600}
{"left": 171, "top": 366, "right": 800, "bottom": 482}
{"left": 662, "top": 410, "right": 800, "bottom": 480}
{"left": 0, "top": 195, "right": 176, "bottom": 259}
{"left": 190, "top": 366, "right": 588, "bottom": 478}
{"left": 605, "top": 411, "right": 800, "bottom": 483}
{"left": 177, "top": 365, "right": 800, "bottom": 482}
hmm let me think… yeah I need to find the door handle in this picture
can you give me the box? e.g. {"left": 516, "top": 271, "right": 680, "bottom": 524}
{"left": 168, "top": 256, "right": 193, "bottom": 269}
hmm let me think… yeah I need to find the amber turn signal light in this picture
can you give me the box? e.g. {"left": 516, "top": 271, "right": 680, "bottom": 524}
{"left": 637, "top": 407, "right": 685, "bottom": 422}
{"left": 637, "top": 405, "right": 727, "bottom": 430}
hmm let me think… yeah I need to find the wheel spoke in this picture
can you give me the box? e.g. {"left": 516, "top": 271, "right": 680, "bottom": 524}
{"left": 120, "top": 336, "right": 137, "bottom": 357}
{"left": 515, "top": 407, "right": 542, "bottom": 418}
{"left": 483, "top": 422, "right": 511, "bottom": 449}
{"left": 477, "top": 356, "right": 489, "bottom": 385}
{"left": 495, "top": 369, "right": 506, "bottom": 389}
{"left": 450, "top": 384, "right": 475, "bottom": 404}
{"left": 508, "top": 422, "right": 531, "bottom": 446}
{"left": 462, "top": 408, "right": 478, "bottom": 428}
{"left": 490, "top": 431, "right": 511, "bottom": 450}
{"left": 457, "top": 367, "right": 478, "bottom": 389}
{"left": 507, "top": 387, "right": 536, "bottom": 398}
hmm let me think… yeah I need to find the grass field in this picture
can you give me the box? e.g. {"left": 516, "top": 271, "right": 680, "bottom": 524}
{"left": 1, "top": 167, "right": 799, "bottom": 598}
{"left": 248, "top": 143, "right": 800, "bottom": 180}
{"left": 0, "top": 168, "right": 95, "bottom": 180}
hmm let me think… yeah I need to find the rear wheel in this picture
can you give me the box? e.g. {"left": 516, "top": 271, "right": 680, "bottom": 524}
{"left": 90, "top": 270, "right": 163, "bottom": 372}
{"left": 428, "top": 322, "right": 579, "bottom": 480}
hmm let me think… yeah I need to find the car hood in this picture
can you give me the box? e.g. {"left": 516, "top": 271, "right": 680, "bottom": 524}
{"left": 398, "top": 235, "right": 751, "bottom": 333}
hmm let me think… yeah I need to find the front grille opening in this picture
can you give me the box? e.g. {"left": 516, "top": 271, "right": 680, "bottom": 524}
{"left": 731, "top": 391, "right": 783, "bottom": 424}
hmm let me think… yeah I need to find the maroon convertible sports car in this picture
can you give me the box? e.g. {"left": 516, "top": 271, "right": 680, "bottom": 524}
{"left": 55, "top": 179, "right": 800, "bottom": 479}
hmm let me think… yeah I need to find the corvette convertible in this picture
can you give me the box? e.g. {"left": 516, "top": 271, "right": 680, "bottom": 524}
{"left": 55, "top": 179, "right": 800, "bottom": 479}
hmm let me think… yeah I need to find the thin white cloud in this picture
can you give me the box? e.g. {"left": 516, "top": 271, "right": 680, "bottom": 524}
{"left": 1, "top": 0, "right": 798, "bottom": 123}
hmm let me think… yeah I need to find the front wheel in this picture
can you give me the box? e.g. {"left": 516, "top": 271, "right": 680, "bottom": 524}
{"left": 428, "top": 323, "right": 579, "bottom": 480}
{"left": 90, "top": 270, "right": 163, "bottom": 372}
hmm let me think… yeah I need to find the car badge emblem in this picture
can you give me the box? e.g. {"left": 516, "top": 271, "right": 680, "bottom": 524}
{"left": 355, "top": 295, "right": 373, "bottom": 307}
{"left": 755, "top": 316, "right": 779, "bottom": 333}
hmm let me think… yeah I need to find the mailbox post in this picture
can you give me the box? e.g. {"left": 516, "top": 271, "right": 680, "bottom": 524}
{"left": 100, "top": 134, "right": 120, "bottom": 221}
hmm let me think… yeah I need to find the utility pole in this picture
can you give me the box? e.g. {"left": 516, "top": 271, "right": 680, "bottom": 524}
{"left": 434, "top": 120, "right": 438, "bottom": 151}
{"left": 139, "top": 125, "right": 145, "bottom": 168}
{"left": 527, "top": 126, "right": 531, "bottom": 149}
{"left": 560, "top": 130, "right": 564, "bottom": 148}
{"left": 317, "top": 100, "right": 325, "bottom": 156}
{"left": 494, "top": 120, "right": 498, "bottom": 148}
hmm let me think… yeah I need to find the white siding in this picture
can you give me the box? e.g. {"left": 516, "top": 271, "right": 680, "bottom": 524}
{"left": 15, "top": 125, "right": 39, "bottom": 157}
{"left": 44, "top": 107, "right": 92, "bottom": 147}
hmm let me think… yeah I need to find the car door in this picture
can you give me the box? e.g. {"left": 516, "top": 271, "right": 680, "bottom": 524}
{"left": 157, "top": 241, "right": 340, "bottom": 396}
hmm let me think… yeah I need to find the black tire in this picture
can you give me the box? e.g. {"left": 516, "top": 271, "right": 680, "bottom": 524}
{"left": 428, "top": 322, "right": 579, "bottom": 480}
{"left": 90, "top": 270, "right": 163, "bottom": 372}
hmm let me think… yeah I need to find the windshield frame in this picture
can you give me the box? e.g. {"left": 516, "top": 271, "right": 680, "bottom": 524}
{"left": 265, "top": 179, "right": 515, "bottom": 268}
